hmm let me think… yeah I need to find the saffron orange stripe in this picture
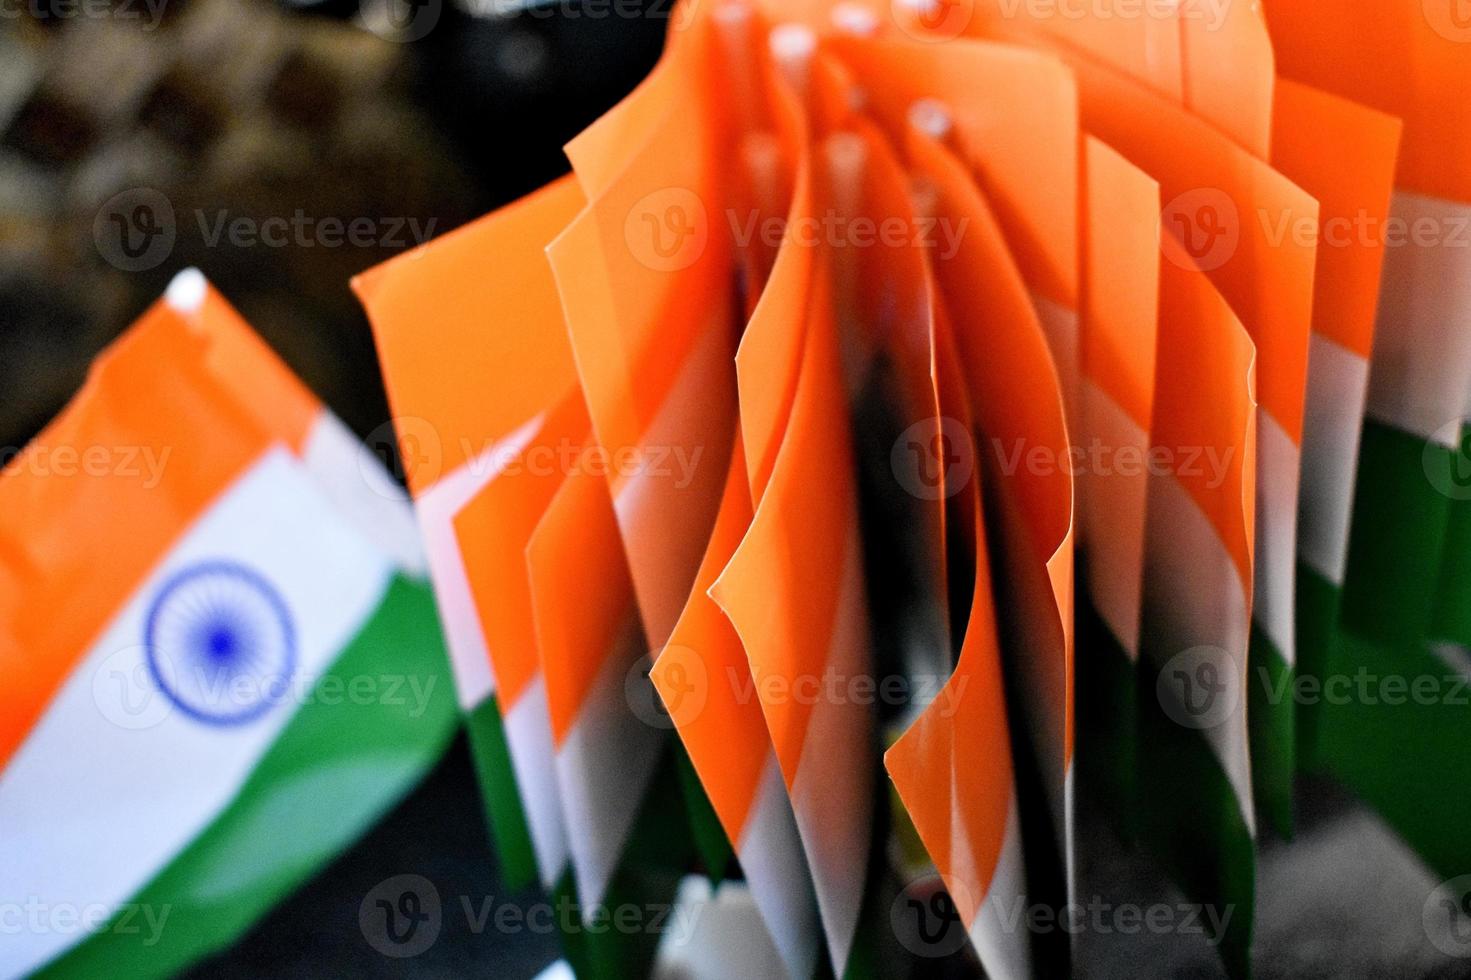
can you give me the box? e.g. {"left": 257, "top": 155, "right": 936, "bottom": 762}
{"left": 832, "top": 33, "right": 1079, "bottom": 307}
{"left": 650, "top": 436, "right": 766, "bottom": 842}
{"left": 1058, "top": 48, "right": 1317, "bottom": 445}
{"left": 451, "top": 386, "right": 591, "bottom": 711}
{"left": 1155, "top": 257, "right": 1258, "bottom": 588}
{"left": 1266, "top": 0, "right": 1471, "bottom": 204}
{"left": 1082, "top": 136, "right": 1160, "bottom": 432}
{"left": 1271, "top": 78, "right": 1403, "bottom": 360}
{"left": 352, "top": 175, "right": 586, "bottom": 495}
{"left": 525, "top": 449, "right": 641, "bottom": 746}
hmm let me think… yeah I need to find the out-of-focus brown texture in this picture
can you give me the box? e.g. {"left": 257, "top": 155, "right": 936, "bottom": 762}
{"left": 0, "top": 0, "right": 480, "bottom": 449}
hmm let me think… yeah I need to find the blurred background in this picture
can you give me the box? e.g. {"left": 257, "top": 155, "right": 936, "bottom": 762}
{"left": 0, "top": 0, "right": 666, "bottom": 451}
{"left": 4, "top": 3, "right": 1471, "bottom": 977}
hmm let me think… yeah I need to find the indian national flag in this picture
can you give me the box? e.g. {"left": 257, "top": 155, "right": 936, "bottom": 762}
{"left": 886, "top": 275, "right": 1030, "bottom": 980}
{"left": 906, "top": 123, "right": 1077, "bottom": 928}
{"left": 1138, "top": 257, "right": 1257, "bottom": 979}
{"left": 1074, "top": 135, "right": 1159, "bottom": 836}
{"left": 1265, "top": 0, "right": 1471, "bottom": 885}
{"left": 651, "top": 437, "right": 821, "bottom": 980}
{"left": 358, "top": 168, "right": 689, "bottom": 980}
{"left": 354, "top": 176, "right": 589, "bottom": 895}
{"left": 1265, "top": 77, "right": 1401, "bottom": 772}
{"left": 0, "top": 271, "right": 452, "bottom": 980}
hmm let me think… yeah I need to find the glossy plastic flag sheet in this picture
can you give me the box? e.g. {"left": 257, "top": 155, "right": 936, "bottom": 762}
{"left": 351, "top": 1, "right": 1471, "bottom": 977}
{"left": 0, "top": 271, "right": 455, "bottom": 980}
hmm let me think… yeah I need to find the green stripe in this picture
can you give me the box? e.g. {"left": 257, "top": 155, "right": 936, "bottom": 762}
{"left": 1429, "top": 429, "right": 1471, "bottom": 644}
{"left": 1136, "top": 650, "right": 1255, "bottom": 979}
{"left": 39, "top": 574, "right": 457, "bottom": 980}
{"left": 1313, "top": 626, "right": 1471, "bottom": 881}
{"left": 1294, "top": 563, "right": 1341, "bottom": 772}
{"left": 1341, "top": 419, "right": 1451, "bottom": 646}
{"left": 1247, "top": 625, "right": 1293, "bottom": 838}
{"left": 465, "top": 694, "right": 539, "bottom": 891}
{"left": 1075, "top": 579, "right": 1138, "bottom": 843}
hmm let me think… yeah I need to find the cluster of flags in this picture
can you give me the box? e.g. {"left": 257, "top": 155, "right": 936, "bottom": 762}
{"left": 357, "top": 1, "right": 1471, "bottom": 976}
{"left": 5, "top": 1, "right": 1471, "bottom": 978}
